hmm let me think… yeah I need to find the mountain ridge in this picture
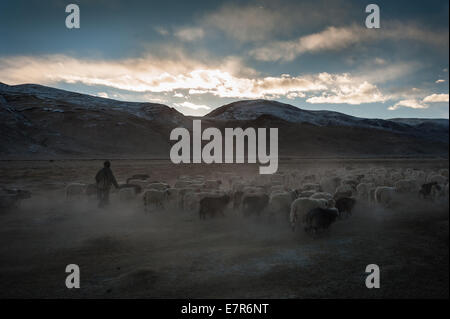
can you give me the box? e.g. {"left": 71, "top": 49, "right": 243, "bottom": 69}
{"left": 0, "top": 83, "right": 448, "bottom": 159}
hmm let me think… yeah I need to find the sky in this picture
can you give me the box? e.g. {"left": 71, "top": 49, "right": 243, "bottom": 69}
{"left": 0, "top": 0, "right": 449, "bottom": 118}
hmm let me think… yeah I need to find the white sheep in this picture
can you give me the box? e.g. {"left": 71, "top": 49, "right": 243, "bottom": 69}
{"left": 310, "top": 192, "right": 333, "bottom": 200}
{"left": 174, "top": 180, "right": 195, "bottom": 188}
{"left": 438, "top": 169, "right": 449, "bottom": 178}
{"left": 242, "top": 186, "right": 265, "bottom": 195}
{"left": 143, "top": 189, "right": 169, "bottom": 212}
{"left": 290, "top": 198, "right": 329, "bottom": 231}
{"left": 301, "top": 183, "right": 322, "bottom": 192}
{"left": 334, "top": 184, "right": 354, "bottom": 199}
{"left": 427, "top": 174, "right": 448, "bottom": 185}
{"left": 146, "top": 182, "right": 170, "bottom": 191}
{"left": 368, "top": 187, "right": 377, "bottom": 204}
{"left": 431, "top": 183, "right": 446, "bottom": 200}
{"left": 166, "top": 188, "right": 180, "bottom": 209}
{"left": 66, "top": 183, "right": 87, "bottom": 200}
{"left": 127, "top": 179, "right": 149, "bottom": 189}
{"left": 204, "top": 180, "right": 222, "bottom": 189}
{"left": 270, "top": 185, "right": 286, "bottom": 194}
{"left": 268, "top": 190, "right": 297, "bottom": 220}
{"left": 374, "top": 186, "right": 397, "bottom": 207}
{"left": 394, "top": 179, "right": 419, "bottom": 194}
{"left": 119, "top": 188, "right": 136, "bottom": 201}
{"left": 310, "top": 192, "right": 335, "bottom": 208}
{"left": 356, "top": 182, "right": 375, "bottom": 201}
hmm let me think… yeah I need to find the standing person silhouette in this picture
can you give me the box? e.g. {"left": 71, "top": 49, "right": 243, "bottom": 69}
{"left": 95, "top": 160, "right": 119, "bottom": 208}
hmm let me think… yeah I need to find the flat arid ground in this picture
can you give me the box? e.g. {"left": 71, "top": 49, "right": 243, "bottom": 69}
{"left": 0, "top": 158, "right": 448, "bottom": 298}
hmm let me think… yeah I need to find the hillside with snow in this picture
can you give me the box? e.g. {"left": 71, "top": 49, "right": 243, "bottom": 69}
{"left": 205, "top": 100, "right": 449, "bottom": 143}
{"left": 0, "top": 83, "right": 448, "bottom": 159}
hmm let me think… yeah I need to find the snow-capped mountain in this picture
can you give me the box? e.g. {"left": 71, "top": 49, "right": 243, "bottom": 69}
{"left": 0, "top": 83, "right": 186, "bottom": 124}
{"left": 0, "top": 83, "right": 188, "bottom": 158}
{"left": 0, "top": 83, "right": 448, "bottom": 159}
{"left": 205, "top": 99, "right": 449, "bottom": 143}
{"left": 206, "top": 99, "right": 442, "bottom": 130}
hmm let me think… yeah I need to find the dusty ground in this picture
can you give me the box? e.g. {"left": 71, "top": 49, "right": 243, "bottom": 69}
{"left": 0, "top": 159, "right": 448, "bottom": 298}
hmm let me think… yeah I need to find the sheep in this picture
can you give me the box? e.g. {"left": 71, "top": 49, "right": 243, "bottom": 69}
{"left": 118, "top": 184, "right": 142, "bottom": 194}
{"left": 166, "top": 188, "right": 180, "bottom": 209}
{"left": 302, "top": 174, "right": 317, "bottom": 183}
{"left": 232, "top": 181, "right": 246, "bottom": 192}
{"left": 146, "top": 182, "right": 170, "bottom": 191}
{"left": 335, "top": 197, "right": 356, "bottom": 218}
{"left": 268, "top": 190, "right": 298, "bottom": 221}
{"left": 298, "top": 190, "right": 316, "bottom": 198}
{"left": 199, "top": 194, "right": 230, "bottom": 219}
{"left": 242, "top": 186, "right": 265, "bottom": 195}
{"left": 85, "top": 183, "right": 98, "bottom": 198}
{"left": 427, "top": 174, "right": 448, "bottom": 185}
{"left": 389, "top": 172, "right": 403, "bottom": 184}
{"left": 119, "top": 187, "right": 136, "bottom": 201}
{"left": 368, "top": 187, "right": 377, "bottom": 204}
{"left": 301, "top": 183, "right": 322, "bottom": 192}
{"left": 182, "top": 191, "right": 202, "bottom": 212}
{"left": 310, "top": 192, "right": 333, "bottom": 200}
{"left": 270, "top": 173, "right": 286, "bottom": 186}
{"left": 310, "top": 192, "right": 335, "bottom": 208}
{"left": 174, "top": 180, "right": 196, "bottom": 188}
{"left": 341, "top": 178, "right": 359, "bottom": 189}
{"left": 127, "top": 179, "right": 149, "bottom": 189}
{"left": 241, "top": 193, "right": 269, "bottom": 217}
{"left": 228, "top": 175, "right": 242, "bottom": 188}
{"left": 126, "top": 174, "right": 149, "bottom": 184}
{"left": 183, "top": 190, "right": 222, "bottom": 212}
{"left": 356, "top": 182, "right": 375, "bottom": 201}
{"left": 394, "top": 179, "right": 419, "bottom": 194}
{"left": 204, "top": 179, "right": 222, "bottom": 190}
{"left": 374, "top": 186, "right": 397, "bottom": 207}
{"left": 431, "top": 183, "right": 446, "bottom": 200}
{"left": 320, "top": 176, "right": 342, "bottom": 194}
{"left": 232, "top": 189, "right": 247, "bottom": 209}
{"left": 419, "top": 182, "right": 439, "bottom": 199}
{"left": 66, "top": 183, "right": 87, "bottom": 200}
{"left": 143, "top": 189, "right": 169, "bottom": 212}
{"left": 334, "top": 184, "right": 354, "bottom": 200}
{"left": 438, "top": 169, "right": 449, "bottom": 178}
{"left": 177, "top": 187, "right": 202, "bottom": 210}
{"left": 290, "top": 198, "right": 329, "bottom": 231}
{"left": 303, "top": 207, "right": 339, "bottom": 234}
{"left": 270, "top": 185, "right": 286, "bottom": 194}
{"left": 0, "top": 188, "right": 31, "bottom": 211}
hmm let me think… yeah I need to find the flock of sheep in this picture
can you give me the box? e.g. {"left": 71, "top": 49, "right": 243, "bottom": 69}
{"left": 64, "top": 165, "right": 450, "bottom": 235}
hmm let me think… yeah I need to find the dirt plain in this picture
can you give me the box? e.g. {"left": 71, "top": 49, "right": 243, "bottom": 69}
{"left": 0, "top": 158, "right": 448, "bottom": 298}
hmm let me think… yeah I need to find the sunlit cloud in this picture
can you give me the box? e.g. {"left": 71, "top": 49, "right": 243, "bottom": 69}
{"left": 155, "top": 26, "right": 170, "bottom": 36}
{"left": 174, "top": 27, "right": 205, "bottom": 42}
{"left": 388, "top": 99, "right": 428, "bottom": 110}
{"left": 306, "top": 76, "right": 386, "bottom": 105}
{"left": 423, "top": 93, "right": 449, "bottom": 103}
{"left": 202, "top": 1, "right": 353, "bottom": 42}
{"left": 250, "top": 23, "right": 449, "bottom": 62}
{"left": 174, "top": 101, "right": 210, "bottom": 110}
{"left": 0, "top": 54, "right": 388, "bottom": 104}
{"left": 388, "top": 93, "right": 449, "bottom": 110}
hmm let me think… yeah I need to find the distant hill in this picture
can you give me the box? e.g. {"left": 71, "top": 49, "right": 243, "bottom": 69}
{"left": 0, "top": 83, "right": 448, "bottom": 159}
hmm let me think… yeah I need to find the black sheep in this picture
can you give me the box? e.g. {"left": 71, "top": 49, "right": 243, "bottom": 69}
{"left": 304, "top": 207, "right": 339, "bottom": 234}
